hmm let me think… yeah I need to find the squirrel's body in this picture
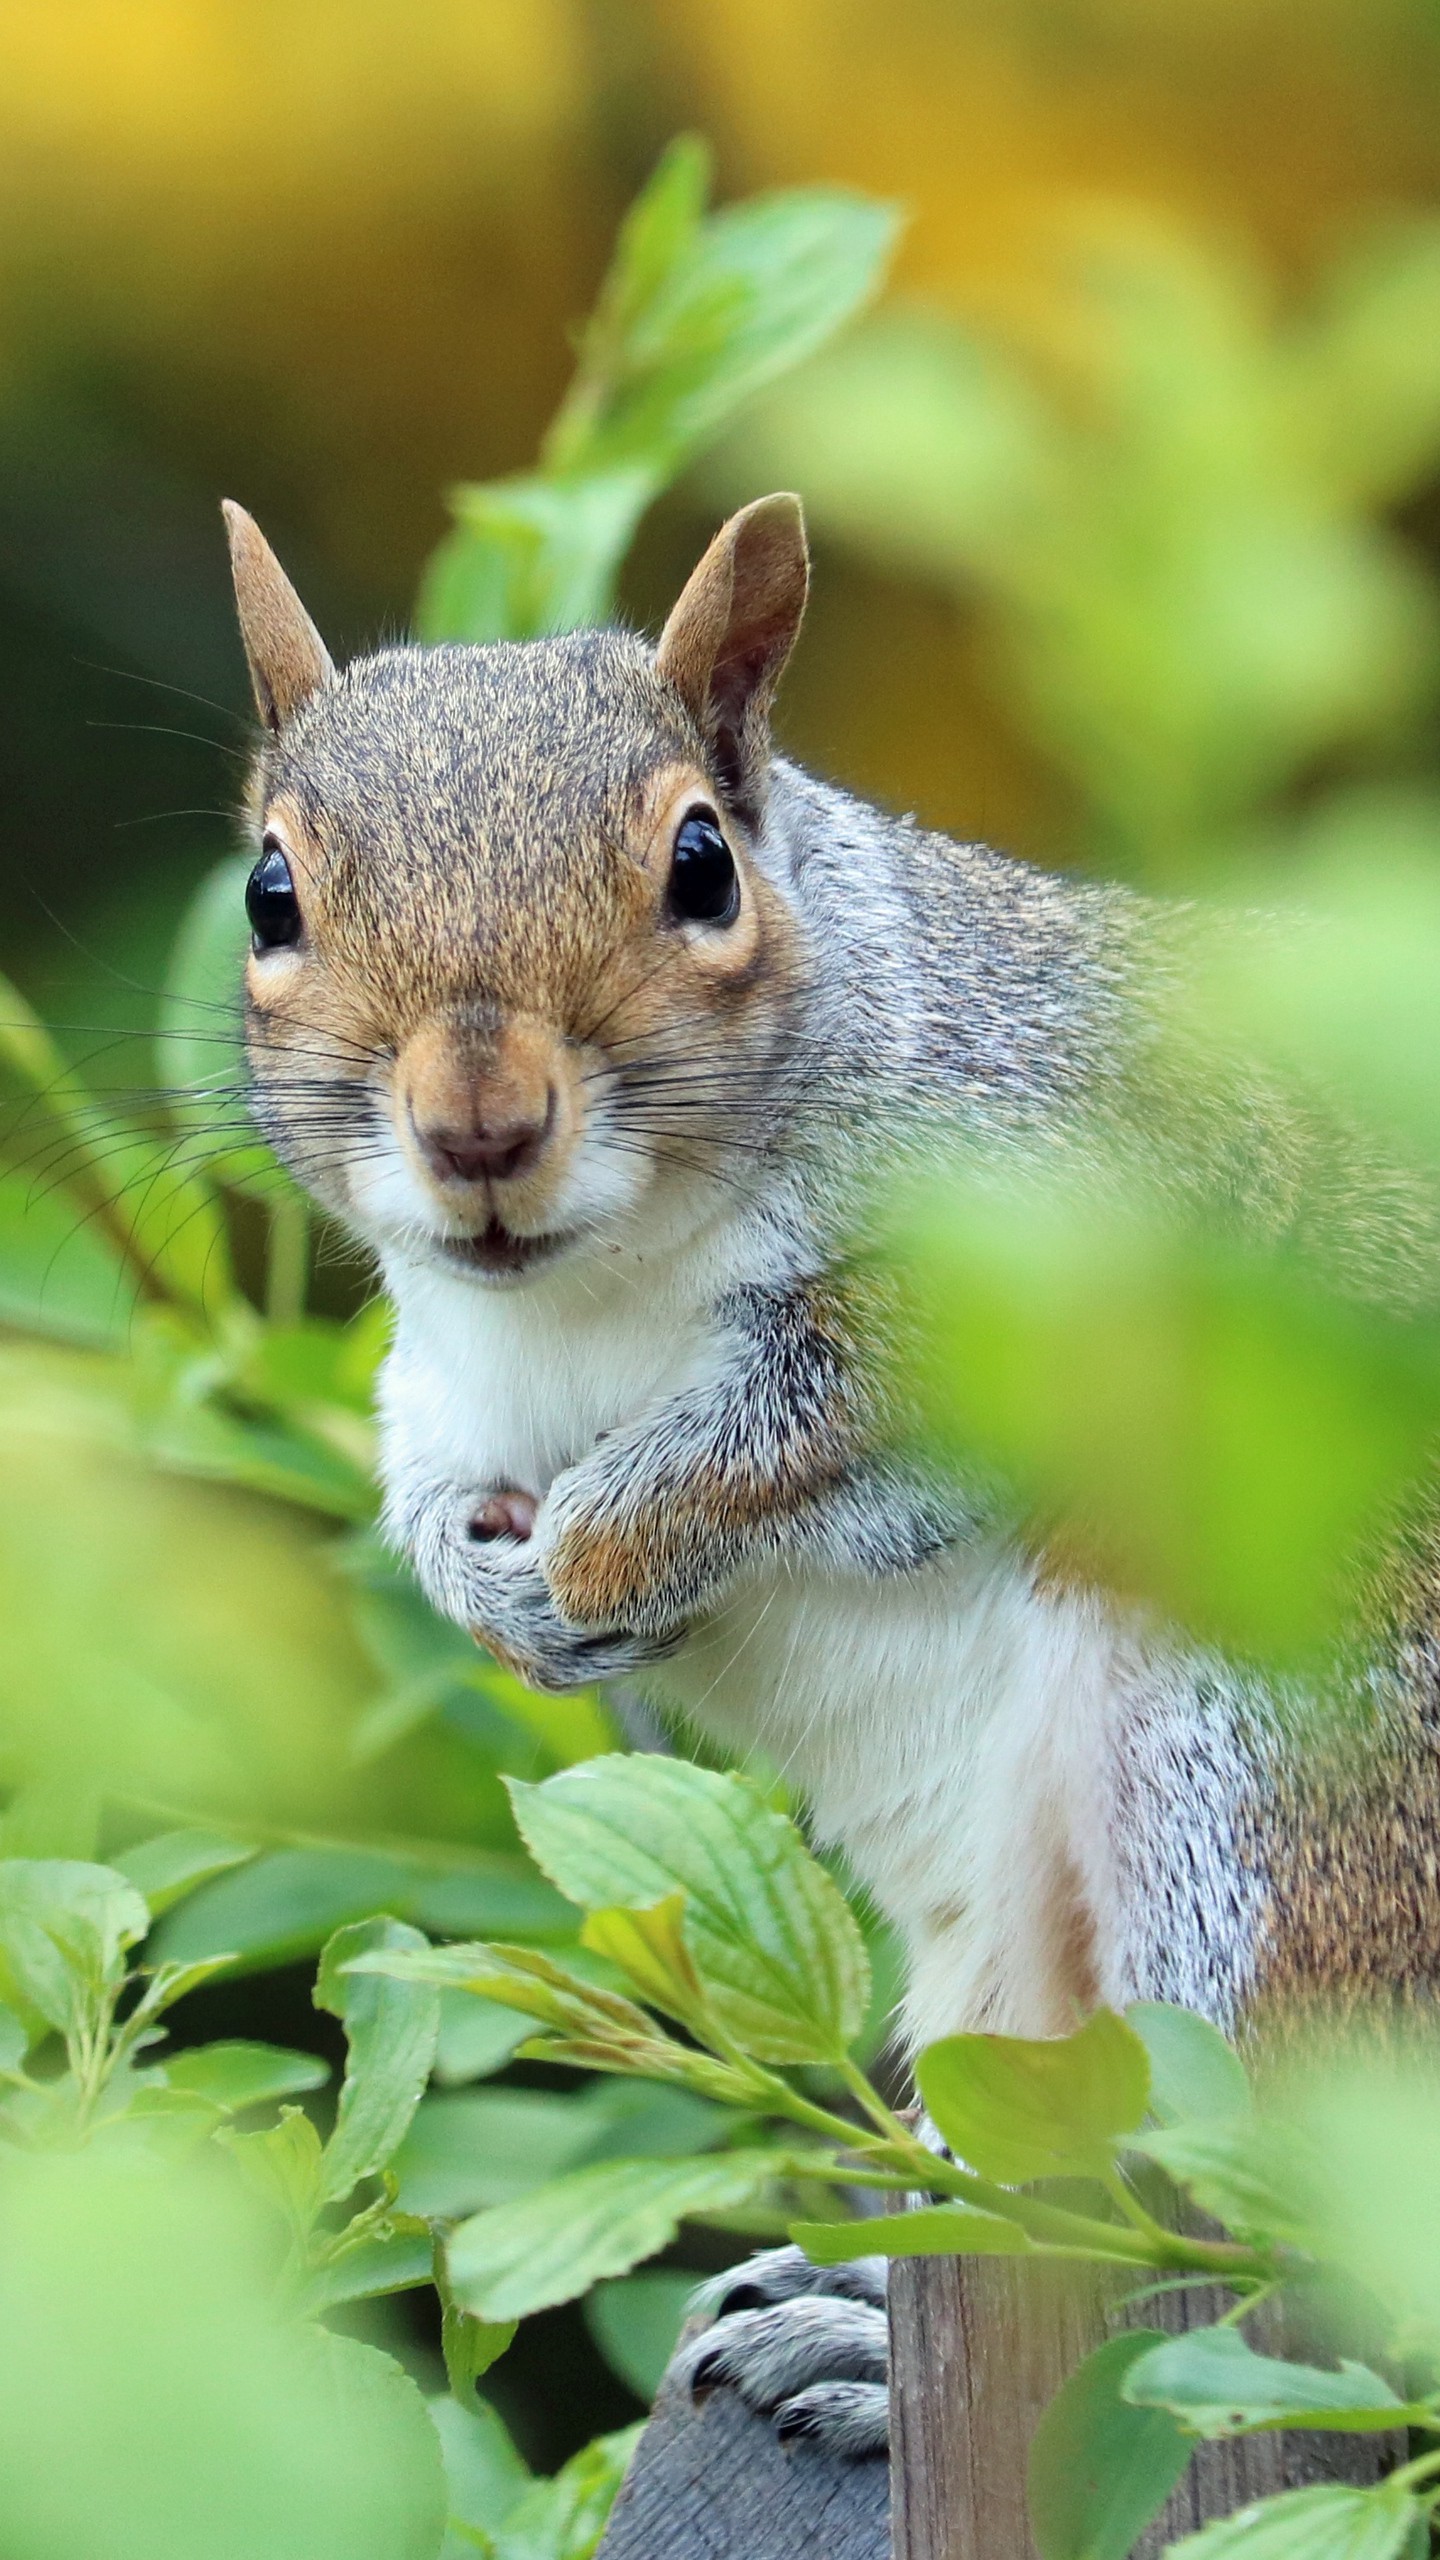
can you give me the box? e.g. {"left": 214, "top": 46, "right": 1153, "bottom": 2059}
{"left": 227, "top": 492, "right": 1440, "bottom": 2064}
{"left": 374, "top": 745, "right": 1269, "bottom": 2047}
{"left": 224, "top": 491, "right": 1440, "bottom": 2451}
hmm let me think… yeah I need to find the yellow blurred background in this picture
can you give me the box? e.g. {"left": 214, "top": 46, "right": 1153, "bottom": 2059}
{"left": 4, "top": 0, "right": 1440, "bottom": 1004}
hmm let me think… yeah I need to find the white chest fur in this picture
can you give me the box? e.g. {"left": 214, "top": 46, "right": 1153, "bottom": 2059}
{"left": 377, "top": 1248, "right": 716, "bottom": 1495}
{"left": 375, "top": 1247, "right": 1261, "bottom": 2050}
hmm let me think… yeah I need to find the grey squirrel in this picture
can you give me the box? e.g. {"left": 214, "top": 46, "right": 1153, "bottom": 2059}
{"left": 226, "top": 493, "right": 1440, "bottom": 2456}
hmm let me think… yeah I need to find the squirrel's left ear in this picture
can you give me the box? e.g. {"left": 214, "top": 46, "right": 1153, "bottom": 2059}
{"left": 222, "top": 500, "right": 335, "bottom": 732}
{"left": 656, "top": 493, "right": 808, "bottom": 818}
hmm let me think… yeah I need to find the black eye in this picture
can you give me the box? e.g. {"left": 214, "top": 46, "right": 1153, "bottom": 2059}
{"left": 246, "top": 840, "right": 302, "bottom": 951}
{"left": 668, "top": 808, "right": 739, "bottom": 927}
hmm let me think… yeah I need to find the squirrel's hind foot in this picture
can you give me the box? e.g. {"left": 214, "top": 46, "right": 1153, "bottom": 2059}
{"left": 675, "top": 2245, "right": 890, "bottom": 2459}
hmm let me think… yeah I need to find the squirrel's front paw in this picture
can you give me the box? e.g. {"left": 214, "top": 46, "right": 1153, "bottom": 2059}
{"left": 396, "top": 1476, "right": 685, "bottom": 1691}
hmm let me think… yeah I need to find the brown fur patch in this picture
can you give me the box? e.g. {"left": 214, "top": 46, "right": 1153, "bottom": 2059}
{"left": 1252, "top": 1509, "right": 1440, "bottom": 2021}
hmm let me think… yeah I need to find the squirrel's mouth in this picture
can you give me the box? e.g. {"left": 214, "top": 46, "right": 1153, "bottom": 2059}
{"left": 440, "top": 1218, "right": 572, "bottom": 1280}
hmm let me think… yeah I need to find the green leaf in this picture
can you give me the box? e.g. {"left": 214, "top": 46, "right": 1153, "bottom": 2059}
{"left": 165, "top": 2039, "right": 330, "bottom": 2113}
{"left": 221, "top": 2106, "right": 327, "bottom": 2239}
{"left": 429, "top": 2393, "right": 532, "bottom": 2543}
{"left": 394, "top": 2086, "right": 609, "bottom": 2220}
{"left": 1126, "top": 2120, "right": 1316, "bottom": 2248}
{"left": 0, "top": 2002, "right": 27, "bottom": 2071}
{"left": 437, "top": 2235, "right": 518, "bottom": 2403}
{"left": 418, "top": 466, "right": 657, "bottom": 645}
{"left": 1028, "top": 2332, "right": 1193, "bottom": 2560}
{"left": 434, "top": 1990, "right": 529, "bottom": 2087}
{"left": 297, "top": 2219, "right": 438, "bottom": 2316}
{"left": 114, "top": 1828, "right": 257, "bottom": 1917}
{"left": 0, "top": 1165, "right": 139, "bottom": 1346}
{"left": 555, "top": 166, "right": 901, "bottom": 477}
{"left": 1168, "top": 2482, "right": 1423, "bottom": 2560}
{"left": 296, "top": 2330, "right": 448, "bottom": 2560}
{"left": 395, "top": 2079, "right": 727, "bottom": 2221}
{"left": 132, "top": 1953, "right": 240, "bottom": 2021}
{"left": 509, "top": 1756, "right": 869, "bottom": 2063}
{"left": 491, "top": 2423, "right": 641, "bottom": 2560}
{"left": 447, "top": 2151, "right": 796, "bottom": 2322}
{"left": 1122, "top": 2326, "right": 1411, "bottom": 2438}
{"left": 586, "top": 2271, "right": 695, "bottom": 2402}
{"left": 418, "top": 138, "right": 897, "bottom": 647}
{"left": 315, "top": 1916, "right": 441, "bottom": 2203}
{"left": 153, "top": 1846, "right": 569, "bottom": 1974}
{"left": 1127, "top": 2004, "right": 1252, "bottom": 2127}
{"left": 579, "top": 1895, "right": 709, "bottom": 2030}
{"left": 0, "top": 1857, "right": 149, "bottom": 2040}
{"left": 793, "top": 2204, "right": 1038, "bottom": 2263}
{"left": 918, "top": 2008, "right": 1151, "bottom": 2184}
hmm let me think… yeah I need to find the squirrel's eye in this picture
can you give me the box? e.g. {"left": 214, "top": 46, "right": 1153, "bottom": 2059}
{"left": 668, "top": 808, "right": 739, "bottom": 927}
{"left": 246, "top": 840, "right": 302, "bottom": 952}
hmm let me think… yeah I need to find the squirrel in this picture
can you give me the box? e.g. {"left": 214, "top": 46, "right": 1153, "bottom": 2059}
{"left": 224, "top": 492, "right": 1440, "bottom": 2455}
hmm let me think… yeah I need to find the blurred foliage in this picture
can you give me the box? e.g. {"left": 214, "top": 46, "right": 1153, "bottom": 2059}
{"left": 358, "top": 1752, "right": 1440, "bottom": 2560}
{"left": 5, "top": 3, "right": 1440, "bottom": 2544}
{"left": 716, "top": 214, "right": 1440, "bottom": 873}
{"left": 0, "top": 141, "right": 897, "bottom": 2553}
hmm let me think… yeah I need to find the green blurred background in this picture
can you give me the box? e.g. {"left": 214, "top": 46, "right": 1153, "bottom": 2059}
{"left": 10, "top": 0, "right": 1440, "bottom": 1030}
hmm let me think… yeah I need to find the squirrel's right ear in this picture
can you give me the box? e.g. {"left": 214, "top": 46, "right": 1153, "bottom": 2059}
{"left": 222, "top": 501, "right": 334, "bottom": 732}
{"left": 655, "top": 493, "right": 808, "bottom": 816}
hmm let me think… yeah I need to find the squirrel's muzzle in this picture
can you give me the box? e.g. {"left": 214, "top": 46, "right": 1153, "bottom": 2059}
{"left": 396, "top": 1013, "right": 571, "bottom": 1206}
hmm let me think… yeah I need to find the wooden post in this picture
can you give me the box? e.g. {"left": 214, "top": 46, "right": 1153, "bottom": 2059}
{"left": 888, "top": 2254, "right": 1105, "bottom": 2560}
{"left": 888, "top": 2255, "right": 1401, "bottom": 2560}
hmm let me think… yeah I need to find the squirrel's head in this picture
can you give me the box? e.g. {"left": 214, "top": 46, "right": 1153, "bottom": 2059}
{"left": 225, "top": 495, "right": 811, "bottom": 1286}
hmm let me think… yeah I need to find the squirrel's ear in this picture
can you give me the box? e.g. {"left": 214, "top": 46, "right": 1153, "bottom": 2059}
{"left": 222, "top": 500, "right": 334, "bottom": 732}
{"left": 655, "top": 493, "right": 808, "bottom": 815}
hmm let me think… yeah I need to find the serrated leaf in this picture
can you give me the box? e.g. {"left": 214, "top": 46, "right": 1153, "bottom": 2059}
{"left": 510, "top": 1757, "right": 869, "bottom": 2064}
{"left": 580, "top": 1895, "right": 708, "bottom": 2029}
{"left": 165, "top": 2040, "right": 330, "bottom": 2113}
{"left": 792, "top": 2204, "right": 1038, "bottom": 2263}
{"left": 345, "top": 1938, "right": 654, "bottom": 2041}
{"left": 918, "top": 2008, "right": 1151, "bottom": 2184}
{"left": 1127, "top": 2004, "right": 1252, "bottom": 2127}
{"left": 0, "top": 1858, "right": 150, "bottom": 2040}
{"left": 315, "top": 1916, "right": 440, "bottom": 2203}
{"left": 1168, "top": 2481, "right": 1423, "bottom": 2560}
{"left": 1028, "top": 2331, "right": 1193, "bottom": 2560}
{"left": 1123, "top": 2326, "right": 1411, "bottom": 2437}
{"left": 447, "top": 2151, "right": 795, "bottom": 2322}
{"left": 116, "top": 1829, "right": 257, "bottom": 1918}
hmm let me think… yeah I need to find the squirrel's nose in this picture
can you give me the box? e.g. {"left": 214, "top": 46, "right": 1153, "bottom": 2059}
{"left": 415, "top": 1089, "right": 554, "bottom": 1186}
